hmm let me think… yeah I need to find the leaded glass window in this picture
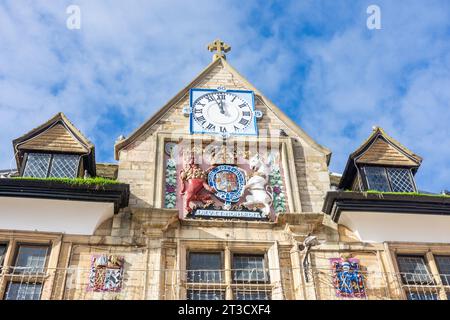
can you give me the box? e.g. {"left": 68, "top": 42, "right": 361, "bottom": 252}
{"left": 187, "top": 290, "right": 224, "bottom": 300}
{"left": 0, "top": 244, "right": 7, "bottom": 268}
{"left": 49, "top": 154, "right": 79, "bottom": 178}
{"left": 22, "top": 153, "right": 79, "bottom": 179}
{"left": 187, "top": 252, "right": 223, "bottom": 283}
{"left": 397, "top": 255, "right": 434, "bottom": 285}
{"left": 4, "top": 282, "right": 42, "bottom": 300}
{"left": 435, "top": 256, "right": 450, "bottom": 286}
{"left": 22, "top": 153, "right": 51, "bottom": 178}
{"left": 14, "top": 245, "right": 48, "bottom": 274}
{"left": 406, "top": 291, "right": 438, "bottom": 301}
{"left": 232, "top": 254, "right": 269, "bottom": 283}
{"left": 363, "top": 166, "right": 390, "bottom": 192}
{"left": 363, "top": 166, "right": 416, "bottom": 192}
{"left": 387, "top": 168, "right": 415, "bottom": 192}
{"left": 235, "top": 290, "right": 271, "bottom": 300}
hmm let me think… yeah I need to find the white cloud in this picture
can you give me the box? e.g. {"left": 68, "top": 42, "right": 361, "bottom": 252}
{"left": 0, "top": 0, "right": 449, "bottom": 192}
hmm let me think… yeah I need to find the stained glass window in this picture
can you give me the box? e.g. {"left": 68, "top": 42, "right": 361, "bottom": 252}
{"left": 232, "top": 254, "right": 269, "bottom": 283}
{"left": 187, "top": 252, "right": 223, "bottom": 283}
{"left": 4, "top": 282, "right": 42, "bottom": 300}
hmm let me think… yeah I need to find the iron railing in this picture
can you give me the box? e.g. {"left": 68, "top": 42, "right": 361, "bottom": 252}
{"left": 1, "top": 266, "right": 449, "bottom": 300}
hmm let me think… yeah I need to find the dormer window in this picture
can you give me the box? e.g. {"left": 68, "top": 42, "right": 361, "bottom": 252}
{"left": 363, "top": 166, "right": 416, "bottom": 192}
{"left": 22, "top": 153, "right": 80, "bottom": 179}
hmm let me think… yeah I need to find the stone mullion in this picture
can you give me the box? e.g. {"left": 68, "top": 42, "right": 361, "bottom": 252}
{"left": 224, "top": 246, "right": 233, "bottom": 300}
{"left": 426, "top": 251, "right": 447, "bottom": 300}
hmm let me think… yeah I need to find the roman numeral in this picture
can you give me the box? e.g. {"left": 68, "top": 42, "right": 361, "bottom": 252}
{"left": 239, "top": 118, "right": 249, "bottom": 126}
{"left": 194, "top": 108, "right": 203, "bottom": 114}
{"left": 220, "top": 126, "right": 227, "bottom": 133}
{"left": 196, "top": 115, "right": 206, "bottom": 124}
{"left": 238, "top": 103, "right": 247, "bottom": 108}
{"left": 206, "top": 123, "right": 215, "bottom": 131}
{"left": 242, "top": 111, "right": 251, "bottom": 117}
{"left": 205, "top": 95, "right": 214, "bottom": 102}
{"left": 196, "top": 102, "right": 205, "bottom": 108}
{"left": 217, "top": 93, "right": 226, "bottom": 100}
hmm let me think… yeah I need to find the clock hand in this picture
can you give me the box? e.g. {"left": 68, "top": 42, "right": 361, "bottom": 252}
{"left": 212, "top": 95, "right": 225, "bottom": 114}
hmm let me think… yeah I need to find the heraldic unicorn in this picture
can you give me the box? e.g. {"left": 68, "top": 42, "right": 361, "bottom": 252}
{"left": 242, "top": 153, "right": 274, "bottom": 218}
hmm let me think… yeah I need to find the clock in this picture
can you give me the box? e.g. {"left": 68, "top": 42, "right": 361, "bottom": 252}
{"left": 189, "top": 88, "right": 258, "bottom": 136}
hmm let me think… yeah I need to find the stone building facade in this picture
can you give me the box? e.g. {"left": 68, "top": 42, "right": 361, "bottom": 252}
{"left": 1, "top": 41, "right": 449, "bottom": 300}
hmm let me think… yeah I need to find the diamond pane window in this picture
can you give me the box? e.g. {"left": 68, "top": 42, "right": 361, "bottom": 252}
{"left": 49, "top": 154, "right": 79, "bottom": 178}
{"left": 387, "top": 168, "right": 415, "bottom": 192}
{"left": 232, "top": 254, "right": 269, "bottom": 283}
{"left": 364, "top": 166, "right": 390, "bottom": 192}
{"left": 435, "top": 256, "right": 450, "bottom": 286}
{"left": 22, "top": 153, "right": 80, "bottom": 179}
{"left": 397, "top": 255, "right": 434, "bottom": 285}
{"left": 14, "top": 245, "right": 48, "bottom": 274}
{"left": 187, "top": 252, "right": 223, "bottom": 283}
{"left": 23, "top": 153, "right": 51, "bottom": 178}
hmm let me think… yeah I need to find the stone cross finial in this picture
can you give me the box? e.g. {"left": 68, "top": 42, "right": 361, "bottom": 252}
{"left": 207, "top": 39, "right": 231, "bottom": 61}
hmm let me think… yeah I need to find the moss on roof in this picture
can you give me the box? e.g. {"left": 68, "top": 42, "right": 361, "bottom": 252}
{"left": 345, "top": 189, "right": 450, "bottom": 198}
{"left": 12, "top": 177, "right": 120, "bottom": 186}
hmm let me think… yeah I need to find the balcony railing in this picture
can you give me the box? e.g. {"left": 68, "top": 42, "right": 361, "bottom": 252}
{"left": 1, "top": 266, "right": 449, "bottom": 300}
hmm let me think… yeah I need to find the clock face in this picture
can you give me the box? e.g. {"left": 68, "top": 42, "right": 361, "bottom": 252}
{"left": 190, "top": 89, "right": 257, "bottom": 136}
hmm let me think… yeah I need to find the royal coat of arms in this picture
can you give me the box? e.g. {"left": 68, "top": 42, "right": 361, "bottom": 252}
{"left": 208, "top": 165, "right": 246, "bottom": 209}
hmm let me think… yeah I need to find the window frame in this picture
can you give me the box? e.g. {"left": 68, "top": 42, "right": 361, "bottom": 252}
{"left": 184, "top": 247, "right": 272, "bottom": 301}
{"left": 396, "top": 254, "right": 434, "bottom": 285}
{"left": 434, "top": 255, "right": 450, "bottom": 286}
{"left": 3, "top": 281, "right": 43, "bottom": 301}
{"left": 0, "top": 243, "right": 8, "bottom": 270}
{"left": 231, "top": 253, "right": 270, "bottom": 284}
{"left": 393, "top": 249, "right": 450, "bottom": 300}
{"left": 11, "top": 243, "right": 50, "bottom": 275}
{"left": 361, "top": 165, "right": 417, "bottom": 192}
{"left": 186, "top": 251, "right": 224, "bottom": 284}
{"left": 21, "top": 152, "right": 81, "bottom": 179}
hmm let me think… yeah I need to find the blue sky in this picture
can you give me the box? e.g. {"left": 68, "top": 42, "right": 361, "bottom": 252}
{"left": 1, "top": 1, "right": 449, "bottom": 192}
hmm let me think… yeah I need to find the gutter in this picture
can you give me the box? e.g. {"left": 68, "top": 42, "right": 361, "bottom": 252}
{"left": 0, "top": 179, "right": 129, "bottom": 213}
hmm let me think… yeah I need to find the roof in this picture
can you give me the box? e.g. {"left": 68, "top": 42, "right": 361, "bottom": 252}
{"left": 339, "top": 127, "right": 422, "bottom": 189}
{"left": 96, "top": 163, "right": 119, "bottom": 180}
{"left": 12, "top": 112, "right": 96, "bottom": 176}
{"left": 114, "top": 57, "right": 331, "bottom": 162}
{"left": 323, "top": 191, "right": 450, "bottom": 223}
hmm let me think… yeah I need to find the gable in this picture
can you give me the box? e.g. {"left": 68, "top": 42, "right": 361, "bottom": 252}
{"left": 18, "top": 123, "right": 88, "bottom": 154}
{"left": 356, "top": 137, "right": 419, "bottom": 167}
{"left": 115, "top": 57, "right": 330, "bottom": 161}
{"left": 12, "top": 112, "right": 96, "bottom": 176}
